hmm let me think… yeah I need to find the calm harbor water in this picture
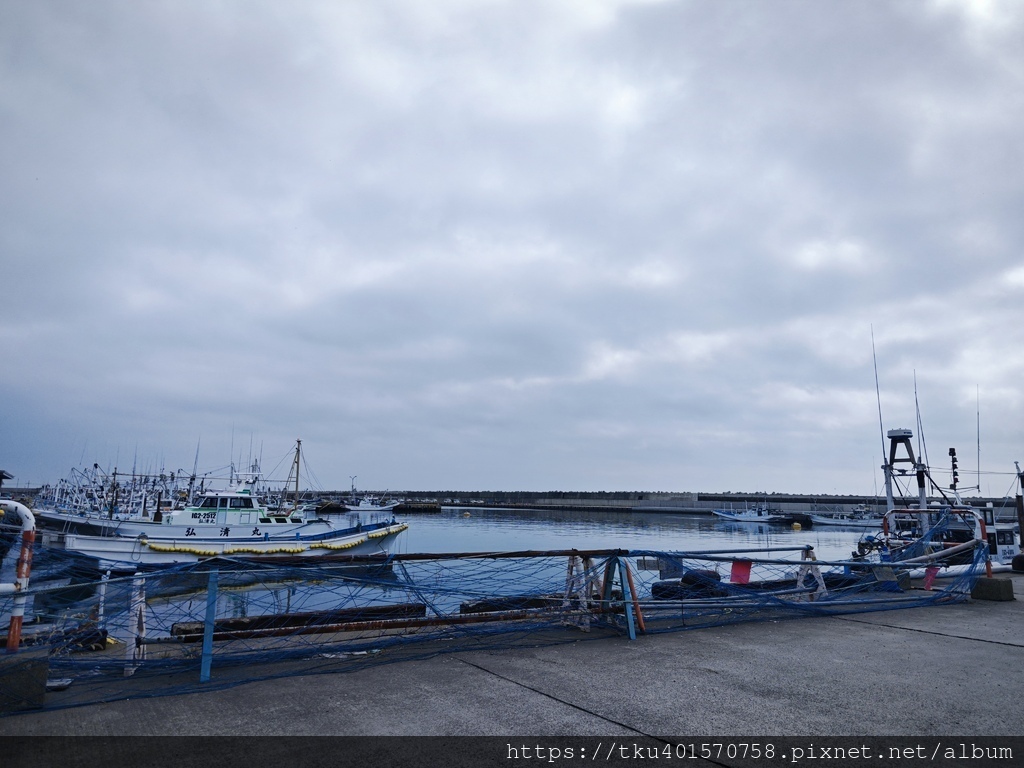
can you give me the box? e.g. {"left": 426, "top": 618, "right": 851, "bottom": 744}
{"left": 0, "top": 505, "right": 874, "bottom": 640}
{"left": 391, "top": 506, "right": 869, "bottom": 563}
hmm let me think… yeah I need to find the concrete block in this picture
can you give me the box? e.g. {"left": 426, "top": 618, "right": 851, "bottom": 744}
{"left": 971, "top": 577, "right": 1015, "bottom": 601}
{"left": 0, "top": 647, "right": 50, "bottom": 713}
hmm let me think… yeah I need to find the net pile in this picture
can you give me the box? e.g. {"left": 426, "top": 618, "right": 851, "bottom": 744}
{"left": 0, "top": 537, "right": 988, "bottom": 715}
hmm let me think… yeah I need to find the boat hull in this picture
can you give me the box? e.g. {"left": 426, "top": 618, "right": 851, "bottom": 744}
{"left": 711, "top": 510, "right": 787, "bottom": 523}
{"left": 34, "top": 507, "right": 331, "bottom": 538}
{"left": 61, "top": 521, "right": 408, "bottom": 569}
{"left": 808, "top": 514, "right": 884, "bottom": 529}
{"left": 342, "top": 501, "right": 400, "bottom": 513}
{"left": 40, "top": 510, "right": 342, "bottom": 539}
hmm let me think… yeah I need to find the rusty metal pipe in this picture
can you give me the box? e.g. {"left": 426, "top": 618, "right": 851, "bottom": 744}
{"left": 0, "top": 499, "right": 37, "bottom": 653}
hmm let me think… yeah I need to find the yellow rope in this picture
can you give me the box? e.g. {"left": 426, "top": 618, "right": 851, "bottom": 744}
{"left": 141, "top": 523, "right": 407, "bottom": 556}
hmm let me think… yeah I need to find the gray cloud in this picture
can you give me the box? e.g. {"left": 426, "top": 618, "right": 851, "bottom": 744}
{"left": 3, "top": 0, "right": 1022, "bottom": 496}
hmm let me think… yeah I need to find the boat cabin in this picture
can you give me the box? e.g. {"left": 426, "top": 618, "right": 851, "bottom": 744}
{"left": 164, "top": 486, "right": 304, "bottom": 526}
{"left": 979, "top": 506, "right": 1019, "bottom": 565}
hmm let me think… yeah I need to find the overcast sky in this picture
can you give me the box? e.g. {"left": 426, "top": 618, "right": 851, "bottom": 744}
{"left": 2, "top": 0, "right": 1022, "bottom": 497}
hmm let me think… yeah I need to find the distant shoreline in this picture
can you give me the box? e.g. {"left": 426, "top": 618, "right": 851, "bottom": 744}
{"left": 8, "top": 486, "right": 1012, "bottom": 516}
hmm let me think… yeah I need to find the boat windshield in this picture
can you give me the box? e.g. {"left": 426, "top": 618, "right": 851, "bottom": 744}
{"left": 198, "top": 496, "right": 256, "bottom": 509}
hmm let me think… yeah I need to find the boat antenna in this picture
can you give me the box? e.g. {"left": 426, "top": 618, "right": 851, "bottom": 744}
{"left": 913, "top": 371, "right": 931, "bottom": 484}
{"left": 189, "top": 438, "right": 201, "bottom": 503}
{"left": 976, "top": 385, "right": 981, "bottom": 495}
{"left": 871, "top": 326, "right": 886, "bottom": 467}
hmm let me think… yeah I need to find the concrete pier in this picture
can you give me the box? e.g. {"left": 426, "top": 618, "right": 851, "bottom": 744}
{"left": 1, "top": 571, "right": 1021, "bottom": 737}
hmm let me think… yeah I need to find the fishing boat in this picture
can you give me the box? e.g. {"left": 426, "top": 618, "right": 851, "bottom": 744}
{"left": 60, "top": 516, "right": 407, "bottom": 570}
{"left": 343, "top": 495, "right": 401, "bottom": 513}
{"left": 711, "top": 505, "right": 789, "bottom": 523}
{"left": 808, "top": 505, "right": 884, "bottom": 529}
{"left": 57, "top": 476, "right": 407, "bottom": 569}
{"left": 339, "top": 479, "right": 400, "bottom": 513}
{"left": 31, "top": 462, "right": 192, "bottom": 537}
{"left": 36, "top": 440, "right": 410, "bottom": 569}
{"left": 853, "top": 428, "right": 1019, "bottom": 571}
{"left": 32, "top": 440, "right": 301, "bottom": 538}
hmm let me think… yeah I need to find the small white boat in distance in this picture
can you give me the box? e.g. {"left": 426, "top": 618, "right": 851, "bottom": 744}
{"left": 712, "top": 505, "right": 788, "bottom": 523}
{"left": 343, "top": 495, "right": 400, "bottom": 513}
{"left": 809, "top": 505, "right": 884, "bottom": 529}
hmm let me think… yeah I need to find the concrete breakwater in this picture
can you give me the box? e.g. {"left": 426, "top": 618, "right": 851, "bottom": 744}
{"left": 7, "top": 485, "right": 1016, "bottom": 518}
{"left": 379, "top": 490, "right": 1016, "bottom": 517}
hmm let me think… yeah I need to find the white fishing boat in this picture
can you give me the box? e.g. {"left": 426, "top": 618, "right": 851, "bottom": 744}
{"left": 853, "top": 428, "right": 1019, "bottom": 569}
{"left": 56, "top": 475, "right": 407, "bottom": 569}
{"left": 343, "top": 495, "right": 401, "bottom": 513}
{"left": 31, "top": 462, "right": 191, "bottom": 536}
{"left": 711, "top": 505, "right": 789, "bottom": 523}
{"left": 61, "top": 515, "right": 408, "bottom": 569}
{"left": 339, "top": 479, "right": 400, "bottom": 513}
{"left": 808, "top": 505, "right": 884, "bottom": 529}
{"left": 40, "top": 440, "right": 410, "bottom": 568}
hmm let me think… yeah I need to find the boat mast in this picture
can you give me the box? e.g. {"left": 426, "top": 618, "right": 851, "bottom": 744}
{"left": 871, "top": 327, "right": 888, "bottom": 503}
{"left": 976, "top": 386, "right": 981, "bottom": 494}
{"left": 884, "top": 428, "right": 928, "bottom": 511}
{"left": 291, "top": 439, "right": 302, "bottom": 512}
{"left": 1015, "top": 461, "right": 1023, "bottom": 544}
{"left": 109, "top": 468, "right": 118, "bottom": 520}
